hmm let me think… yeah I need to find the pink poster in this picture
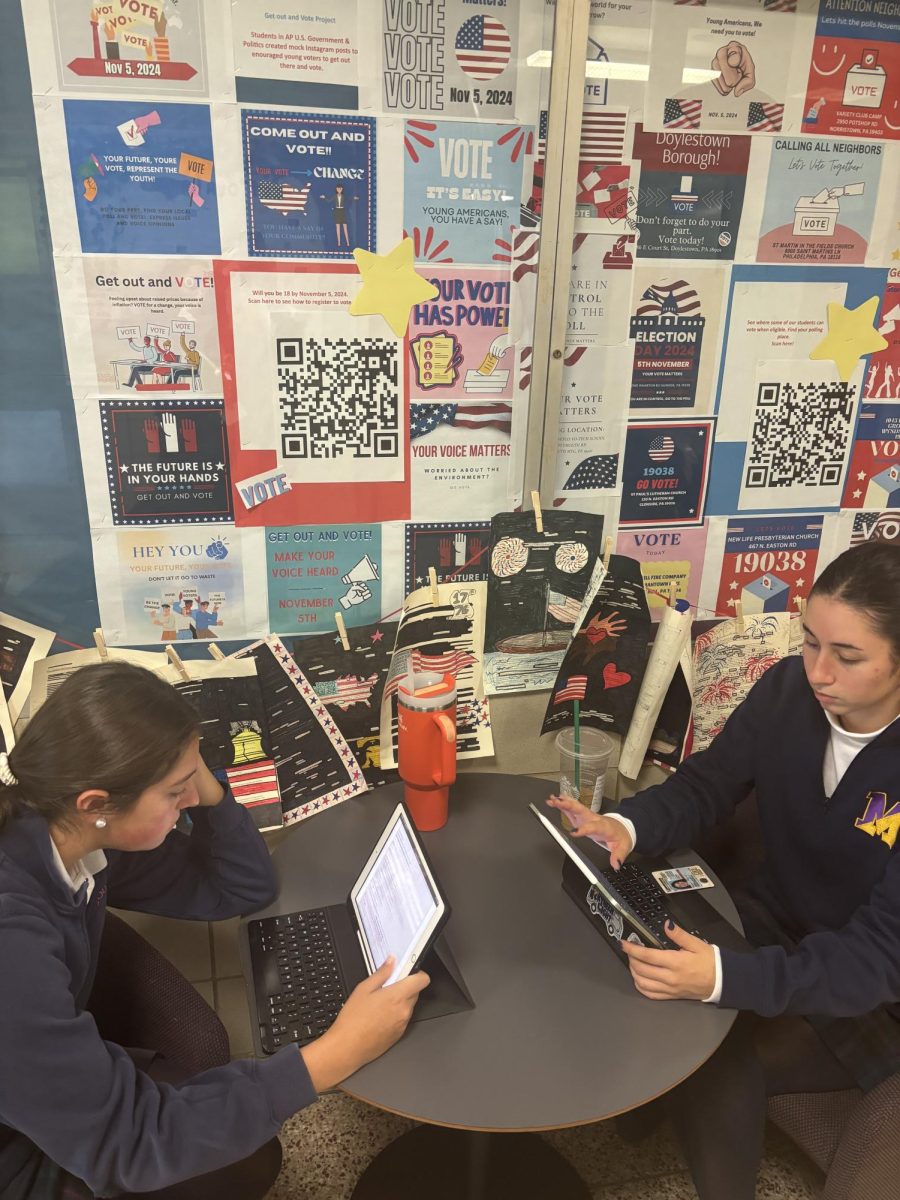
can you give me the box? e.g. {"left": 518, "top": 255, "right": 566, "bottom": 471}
{"left": 616, "top": 523, "right": 709, "bottom": 621}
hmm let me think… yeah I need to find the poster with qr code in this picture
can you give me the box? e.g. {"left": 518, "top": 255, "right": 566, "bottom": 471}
{"left": 241, "top": 109, "right": 376, "bottom": 259}
{"left": 403, "top": 118, "right": 528, "bottom": 266}
{"left": 841, "top": 404, "right": 900, "bottom": 508}
{"left": 738, "top": 362, "right": 860, "bottom": 511}
{"left": 213, "top": 260, "right": 410, "bottom": 527}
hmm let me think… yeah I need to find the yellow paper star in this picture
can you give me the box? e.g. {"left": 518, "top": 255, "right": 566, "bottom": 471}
{"left": 349, "top": 238, "right": 438, "bottom": 337}
{"left": 892, "top": 248, "right": 900, "bottom": 261}
{"left": 809, "top": 296, "right": 888, "bottom": 382}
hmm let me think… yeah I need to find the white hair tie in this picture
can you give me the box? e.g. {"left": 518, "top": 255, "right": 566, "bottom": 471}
{"left": 0, "top": 751, "right": 17, "bottom": 787}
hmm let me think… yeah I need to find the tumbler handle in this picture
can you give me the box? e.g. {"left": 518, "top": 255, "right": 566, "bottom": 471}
{"left": 433, "top": 712, "right": 456, "bottom": 785}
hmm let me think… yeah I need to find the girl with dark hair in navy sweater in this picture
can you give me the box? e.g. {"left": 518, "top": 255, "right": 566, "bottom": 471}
{"left": 550, "top": 540, "right": 900, "bottom": 1199}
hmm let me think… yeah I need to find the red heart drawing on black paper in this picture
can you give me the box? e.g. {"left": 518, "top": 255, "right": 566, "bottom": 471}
{"left": 603, "top": 663, "right": 631, "bottom": 689}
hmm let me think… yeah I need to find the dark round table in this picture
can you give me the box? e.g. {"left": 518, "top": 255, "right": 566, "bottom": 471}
{"left": 240, "top": 774, "right": 740, "bottom": 1198}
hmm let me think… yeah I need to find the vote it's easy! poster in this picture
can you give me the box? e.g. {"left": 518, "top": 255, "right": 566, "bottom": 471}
{"left": 64, "top": 99, "right": 220, "bottom": 255}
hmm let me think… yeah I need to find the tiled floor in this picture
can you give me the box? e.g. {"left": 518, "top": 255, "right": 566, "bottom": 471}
{"left": 113, "top": 907, "right": 825, "bottom": 1198}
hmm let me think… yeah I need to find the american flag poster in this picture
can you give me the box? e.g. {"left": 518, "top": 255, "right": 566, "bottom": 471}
{"left": 620, "top": 419, "right": 714, "bottom": 528}
{"left": 242, "top": 110, "right": 376, "bottom": 259}
{"left": 382, "top": 0, "right": 521, "bottom": 119}
{"left": 291, "top": 622, "right": 399, "bottom": 790}
{"left": 541, "top": 554, "right": 651, "bottom": 736}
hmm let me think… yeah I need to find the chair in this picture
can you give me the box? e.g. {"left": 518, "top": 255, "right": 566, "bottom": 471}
{"left": 87, "top": 910, "right": 230, "bottom": 1077}
{"left": 694, "top": 796, "right": 900, "bottom": 1200}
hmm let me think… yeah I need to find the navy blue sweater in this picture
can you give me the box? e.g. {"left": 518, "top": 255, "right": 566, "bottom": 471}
{"left": 0, "top": 790, "right": 317, "bottom": 1197}
{"left": 616, "top": 657, "right": 900, "bottom": 1019}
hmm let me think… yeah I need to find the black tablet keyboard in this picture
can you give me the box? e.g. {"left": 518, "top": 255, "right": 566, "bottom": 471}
{"left": 601, "top": 863, "right": 675, "bottom": 945}
{"left": 248, "top": 909, "right": 346, "bottom": 1053}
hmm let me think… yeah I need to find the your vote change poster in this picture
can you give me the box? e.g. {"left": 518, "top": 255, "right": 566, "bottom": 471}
{"left": 266, "top": 524, "right": 382, "bottom": 635}
{"left": 631, "top": 124, "right": 751, "bottom": 260}
{"left": 63, "top": 99, "right": 220, "bottom": 255}
{"left": 404, "top": 119, "right": 527, "bottom": 265}
{"left": 242, "top": 110, "right": 376, "bottom": 259}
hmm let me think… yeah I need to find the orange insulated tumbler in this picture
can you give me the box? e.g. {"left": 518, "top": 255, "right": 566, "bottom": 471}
{"left": 397, "top": 671, "right": 457, "bottom": 831}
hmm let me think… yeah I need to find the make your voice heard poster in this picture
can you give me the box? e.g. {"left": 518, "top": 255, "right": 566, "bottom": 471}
{"left": 757, "top": 138, "right": 884, "bottom": 265}
{"left": 42, "top": 0, "right": 207, "bottom": 97}
{"left": 801, "top": 0, "right": 900, "bottom": 142}
{"left": 631, "top": 124, "right": 751, "bottom": 260}
{"left": 404, "top": 119, "right": 526, "bottom": 265}
{"left": 64, "top": 99, "right": 220, "bottom": 255}
{"left": 266, "top": 524, "right": 382, "bottom": 634}
{"left": 242, "top": 110, "right": 376, "bottom": 259}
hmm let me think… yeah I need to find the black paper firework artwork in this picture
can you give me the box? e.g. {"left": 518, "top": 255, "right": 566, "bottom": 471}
{"left": 541, "top": 554, "right": 651, "bottom": 736}
{"left": 291, "top": 621, "right": 399, "bottom": 790}
{"left": 379, "top": 582, "right": 492, "bottom": 769}
{"left": 483, "top": 510, "right": 604, "bottom": 694}
{"left": 173, "top": 673, "right": 282, "bottom": 831}
{"left": 233, "top": 636, "right": 367, "bottom": 824}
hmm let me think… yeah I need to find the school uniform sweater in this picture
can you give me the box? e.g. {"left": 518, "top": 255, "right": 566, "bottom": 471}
{"left": 0, "top": 789, "right": 317, "bottom": 1197}
{"left": 616, "top": 656, "right": 900, "bottom": 1020}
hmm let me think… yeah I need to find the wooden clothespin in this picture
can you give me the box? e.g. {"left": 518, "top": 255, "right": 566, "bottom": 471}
{"left": 531, "top": 490, "right": 544, "bottom": 535}
{"left": 92, "top": 628, "right": 108, "bottom": 662}
{"left": 335, "top": 611, "right": 350, "bottom": 651}
{"left": 602, "top": 536, "right": 612, "bottom": 570}
{"left": 166, "top": 644, "right": 190, "bottom": 681}
{"left": 734, "top": 599, "right": 744, "bottom": 635}
{"left": 207, "top": 644, "right": 225, "bottom": 661}
{"left": 428, "top": 566, "right": 440, "bottom": 608}
{"left": 793, "top": 595, "right": 807, "bottom": 620}
{"left": 669, "top": 580, "right": 678, "bottom": 608}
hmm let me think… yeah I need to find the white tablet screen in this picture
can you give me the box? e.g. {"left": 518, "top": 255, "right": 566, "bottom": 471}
{"left": 353, "top": 812, "right": 440, "bottom": 985}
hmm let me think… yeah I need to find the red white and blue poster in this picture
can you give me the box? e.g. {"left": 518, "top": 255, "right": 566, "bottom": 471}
{"left": 714, "top": 515, "right": 824, "bottom": 618}
{"left": 620, "top": 419, "right": 714, "bottom": 527}
{"left": 242, "top": 110, "right": 376, "bottom": 259}
{"left": 64, "top": 99, "right": 219, "bottom": 255}
{"left": 841, "top": 405, "right": 900, "bottom": 509}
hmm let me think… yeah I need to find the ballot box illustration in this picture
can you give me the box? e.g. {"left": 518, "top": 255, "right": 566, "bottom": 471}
{"left": 793, "top": 184, "right": 865, "bottom": 237}
{"left": 843, "top": 49, "right": 887, "bottom": 109}
{"left": 864, "top": 465, "right": 900, "bottom": 509}
{"left": 741, "top": 573, "right": 790, "bottom": 614}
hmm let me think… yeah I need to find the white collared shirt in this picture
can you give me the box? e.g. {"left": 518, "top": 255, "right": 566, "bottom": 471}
{"left": 49, "top": 838, "right": 107, "bottom": 903}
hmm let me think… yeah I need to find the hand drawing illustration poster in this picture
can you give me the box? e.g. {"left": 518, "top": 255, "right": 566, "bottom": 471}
{"left": 841, "top": 404, "right": 900, "bottom": 509}
{"left": 628, "top": 265, "right": 725, "bottom": 410}
{"left": 214, "top": 260, "right": 410, "bottom": 526}
{"left": 408, "top": 266, "right": 513, "bottom": 401}
{"left": 801, "top": 0, "right": 900, "bottom": 142}
{"left": 757, "top": 138, "right": 883, "bottom": 265}
{"left": 541, "top": 554, "right": 650, "bottom": 737}
{"left": 616, "top": 524, "right": 710, "bottom": 620}
{"left": 403, "top": 119, "right": 527, "bottom": 265}
{"left": 379, "top": 581, "right": 492, "bottom": 768}
{"left": 242, "top": 110, "right": 376, "bottom": 259}
{"left": 63, "top": 99, "right": 220, "bottom": 255}
{"left": 82, "top": 258, "right": 220, "bottom": 395}
{"left": 233, "top": 1, "right": 362, "bottom": 109}
{"left": 620, "top": 419, "right": 714, "bottom": 528}
{"left": 404, "top": 522, "right": 491, "bottom": 594}
{"left": 97, "top": 526, "right": 250, "bottom": 646}
{"left": 0, "top": 614, "right": 55, "bottom": 723}
{"left": 266, "top": 524, "right": 382, "bottom": 635}
{"left": 631, "top": 124, "right": 751, "bottom": 260}
{"left": 484, "top": 510, "right": 604, "bottom": 695}
{"left": 645, "top": 2, "right": 795, "bottom": 136}
{"left": 382, "top": 1, "right": 524, "bottom": 120}
{"left": 233, "top": 636, "right": 368, "bottom": 824}
{"left": 42, "top": 0, "right": 207, "bottom": 96}
{"left": 691, "top": 612, "right": 791, "bottom": 753}
{"left": 713, "top": 515, "right": 824, "bottom": 619}
{"left": 99, "top": 398, "right": 232, "bottom": 525}
{"left": 290, "top": 620, "right": 399, "bottom": 789}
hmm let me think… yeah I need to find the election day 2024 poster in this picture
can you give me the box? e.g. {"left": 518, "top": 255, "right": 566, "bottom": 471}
{"left": 802, "top": 0, "right": 900, "bottom": 142}
{"left": 242, "top": 110, "right": 376, "bottom": 259}
{"left": 64, "top": 99, "right": 219, "bottom": 255}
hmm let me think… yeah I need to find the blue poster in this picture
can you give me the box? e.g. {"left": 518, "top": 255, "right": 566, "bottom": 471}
{"left": 266, "top": 524, "right": 382, "bottom": 634}
{"left": 64, "top": 100, "right": 220, "bottom": 255}
{"left": 242, "top": 110, "right": 376, "bottom": 259}
{"left": 620, "top": 419, "right": 714, "bottom": 528}
{"left": 403, "top": 119, "right": 526, "bottom": 265}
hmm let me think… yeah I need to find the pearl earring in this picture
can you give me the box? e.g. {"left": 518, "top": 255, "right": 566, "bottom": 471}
{"left": 95, "top": 817, "right": 108, "bottom": 829}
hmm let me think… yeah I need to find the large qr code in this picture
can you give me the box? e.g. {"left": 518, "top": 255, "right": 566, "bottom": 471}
{"left": 277, "top": 337, "right": 399, "bottom": 460}
{"left": 745, "top": 380, "right": 856, "bottom": 489}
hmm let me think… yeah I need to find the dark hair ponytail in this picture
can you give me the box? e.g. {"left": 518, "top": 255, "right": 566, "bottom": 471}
{"left": 0, "top": 662, "right": 199, "bottom": 832}
{"left": 810, "top": 541, "right": 900, "bottom": 660}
